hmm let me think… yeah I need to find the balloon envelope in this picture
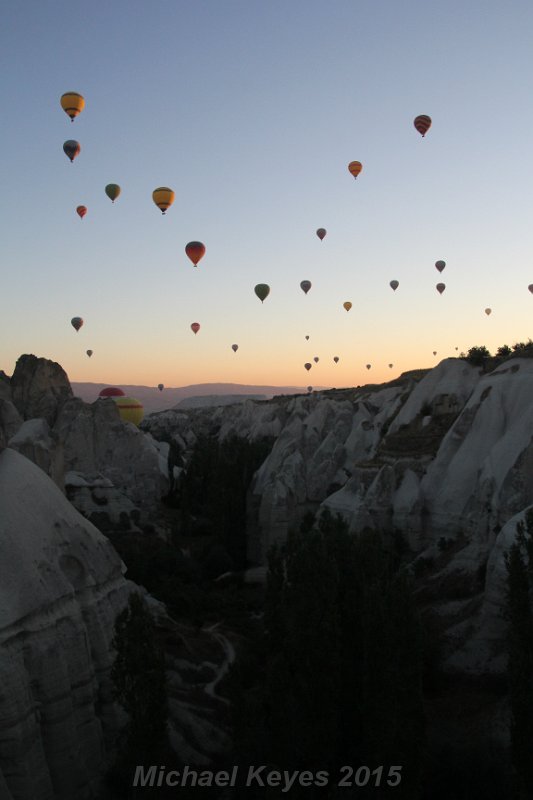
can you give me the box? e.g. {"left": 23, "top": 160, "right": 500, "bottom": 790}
{"left": 300, "top": 280, "right": 312, "bottom": 295}
{"left": 388, "top": 363, "right": 393, "bottom": 368}
{"left": 389, "top": 280, "right": 399, "bottom": 291}
{"left": 105, "top": 184, "right": 121, "bottom": 203}
{"left": 232, "top": 344, "right": 238, "bottom": 352}
{"left": 305, "top": 335, "right": 309, "bottom": 340}
{"left": 60, "top": 92, "right": 85, "bottom": 121}
{"left": 366, "top": 364, "right": 371, "bottom": 369}
{"left": 436, "top": 283, "right": 446, "bottom": 294}
{"left": 348, "top": 161, "right": 362, "bottom": 178}
{"left": 304, "top": 363, "right": 312, "bottom": 371}
{"left": 185, "top": 241, "right": 206, "bottom": 266}
{"left": 414, "top": 115, "right": 432, "bottom": 136}
{"left": 191, "top": 322, "right": 200, "bottom": 334}
{"left": 63, "top": 140, "right": 80, "bottom": 162}
{"left": 316, "top": 228, "right": 326, "bottom": 240}
{"left": 254, "top": 284, "right": 270, "bottom": 303}
{"left": 333, "top": 356, "right": 339, "bottom": 363}
{"left": 484, "top": 308, "right": 492, "bottom": 315}
{"left": 114, "top": 396, "right": 144, "bottom": 427}
{"left": 313, "top": 357, "right": 319, "bottom": 363}
{"left": 435, "top": 260, "right": 446, "bottom": 272}
{"left": 71, "top": 316, "right": 83, "bottom": 331}
{"left": 99, "top": 387, "right": 125, "bottom": 397}
{"left": 152, "top": 187, "right": 175, "bottom": 214}
{"left": 76, "top": 205, "right": 87, "bottom": 219}
{"left": 433, "top": 351, "right": 437, "bottom": 356}
{"left": 86, "top": 349, "right": 93, "bottom": 357}
{"left": 528, "top": 284, "right": 533, "bottom": 294}
{"left": 158, "top": 384, "right": 164, "bottom": 392}
{"left": 343, "top": 301, "right": 352, "bottom": 312}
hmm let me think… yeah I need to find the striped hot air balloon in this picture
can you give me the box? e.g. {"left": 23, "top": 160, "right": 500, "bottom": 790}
{"left": 348, "top": 161, "right": 362, "bottom": 179}
{"left": 414, "top": 115, "right": 432, "bottom": 137}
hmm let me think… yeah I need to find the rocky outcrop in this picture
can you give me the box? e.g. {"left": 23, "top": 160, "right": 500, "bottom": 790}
{"left": 10, "top": 354, "right": 73, "bottom": 426}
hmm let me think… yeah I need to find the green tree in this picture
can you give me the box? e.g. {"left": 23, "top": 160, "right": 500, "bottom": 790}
{"left": 110, "top": 593, "right": 169, "bottom": 774}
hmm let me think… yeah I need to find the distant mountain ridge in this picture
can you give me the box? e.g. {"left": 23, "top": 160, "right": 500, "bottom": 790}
{"left": 72, "top": 381, "right": 322, "bottom": 414}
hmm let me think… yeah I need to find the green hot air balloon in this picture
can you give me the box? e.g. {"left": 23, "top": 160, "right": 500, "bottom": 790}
{"left": 105, "top": 184, "right": 121, "bottom": 203}
{"left": 254, "top": 283, "right": 270, "bottom": 303}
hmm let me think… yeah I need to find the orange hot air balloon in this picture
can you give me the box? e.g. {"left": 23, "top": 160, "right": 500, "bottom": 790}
{"left": 333, "top": 356, "right": 339, "bottom": 364}
{"left": 435, "top": 260, "right": 446, "bottom": 273}
{"left": 152, "top": 187, "right": 175, "bottom": 214}
{"left": 316, "top": 228, "right": 326, "bottom": 240}
{"left": 60, "top": 92, "right": 85, "bottom": 121}
{"left": 348, "top": 161, "right": 362, "bottom": 179}
{"left": 185, "top": 241, "right": 206, "bottom": 266}
{"left": 389, "top": 280, "right": 399, "bottom": 291}
{"left": 191, "top": 322, "right": 200, "bottom": 335}
{"left": 436, "top": 283, "right": 446, "bottom": 294}
{"left": 304, "top": 363, "right": 312, "bottom": 371}
{"left": 232, "top": 344, "right": 238, "bottom": 352}
{"left": 414, "top": 115, "right": 432, "bottom": 137}
{"left": 76, "top": 205, "right": 87, "bottom": 219}
{"left": 343, "top": 301, "right": 352, "bottom": 312}
{"left": 71, "top": 316, "right": 83, "bottom": 331}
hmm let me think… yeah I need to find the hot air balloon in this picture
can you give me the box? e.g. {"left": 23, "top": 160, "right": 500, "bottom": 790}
{"left": 348, "top": 161, "right": 362, "bottom": 179}
{"left": 300, "top": 280, "right": 312, "bottom": 295}
{"left": 343, "top": 301, "right": 352, "bottom": 312}
{"left": 86, "top": 349, "right": 93, "bottom": 357}
{"left": 435, "top": 260, "right": 446, "bottom": 272}
{"left": 455, "top": 347, "right": 459, "bottom": 351}
{"left": 185, "top": 241, "right": 206, "bottom": 267}
{"left": 366, "top": 364, "right": 371, "bottom": 370}
{"left": 191, "top": 322, "right": 200, "bottom": 335}
{"left": 436, "top": 283, "right": 446, "bottom": 294}
{"left": 152, "top": 187, "right": 175, "bottom": 214}
{"left": 316, "top": 228, "right": 326, "bottom": 240}
{"left": 115, "top": 396, "right": 144, "bottom": 426}
{"left": 254, "top": 284, "right": 270, "bottom": 303}
{"left": 485, "top": 308, "right": 492, "bottom": 316}
{"left": 305, "top": 335, "right": 310, "bottom": 340}
{"left": 158, "top": 384, "right": 164, "bottom": 392}
{"left": 528, "top": 284, "right": 533, "bottom": 294}
{"left": 314, "top": 357, "right": 319, "bottom": 363}
{"left": 71, "top": 316, "right": 83, "bottom": 332}
{"left": 333, "top": 356, "right": 339, "bottom": 364}
{"left": 99, "top": 387, "right": 125, "bottom": 397}
{"left": 433, "top": 351, "right": 437, "bottom": 356}
{"left": 414, "top": 115, "right": 432, "bottom": 137}
{"left": 304, "top": 363, "right": 312, "bottom": 371}
{"left": 390, "top": 280, "right": 399, "bottom": 291}
{"left": 307, "top": 386, "right": 313, "bottom": 393}
{"left": 60, "top": 92, "right": 85, "bottom": 121}
{"left": 232, "top": 344, "right": 239, "bottom": 352}
{"left": 63, "top": 140, "right": 80, "bottom": 162}
{"left": 105, "top": 184, "right": 121, "bottom": 203}
{"left": 76, "top": 205, "right": 87, "bottom": 219}
{"left": 388, "top": 363, "right": 393, "bottom": 368}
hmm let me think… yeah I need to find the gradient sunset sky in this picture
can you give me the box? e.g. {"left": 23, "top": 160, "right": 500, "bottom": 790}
{"left": 2, "top": 0, "right": 533, "bottom": 390}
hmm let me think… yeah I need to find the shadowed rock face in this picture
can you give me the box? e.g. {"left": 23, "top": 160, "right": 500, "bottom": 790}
{"left": 10, "top": 355, "right": 73, "bottom": 426}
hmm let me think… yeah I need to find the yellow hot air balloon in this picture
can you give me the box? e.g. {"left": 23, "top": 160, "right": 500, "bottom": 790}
{"left": 152, "top": 187, "right": 175, "bottom": 214}
{"left": 343, "top": 301, "right": 352, "bottom": 312}
{"left": 60, "top": 92, "right": 85, "bottom": 121}
{"left": 114, "top": 396, "right": 144, "bottom": 426}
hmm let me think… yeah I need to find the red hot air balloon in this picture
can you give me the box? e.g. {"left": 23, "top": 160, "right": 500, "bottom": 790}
{"left": 76, "top": 205, "right": 87, "bottom": 219}
{"left": 63, "top": 140, "right": 80, "bottom": 162}
{"left": 185, "top": 241, "right": 206, "bottom": 267}
{"left": 191, "top": 322, "right": 200, "bottom": 334}
{"left": 99, "top": 387, "right": 125, "bottom": 397}
{"left": 304, "top": 363, "right": 312, "bottom": 371}
{"left": 436, "top": 283, "right": 446, "bottom": 294}
{"left": 414, "top": 115, "right": 432, "bottom": 137}
{"left": 348, "top": 161, "right": 362, "bottom": 179}
{"left": 316, "top": 228, "right": 326, "bottom": 240}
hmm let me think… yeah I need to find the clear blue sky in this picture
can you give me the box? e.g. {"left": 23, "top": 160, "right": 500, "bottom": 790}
{"left": 2, "top": 0, "right": 533, "bottom": 388}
